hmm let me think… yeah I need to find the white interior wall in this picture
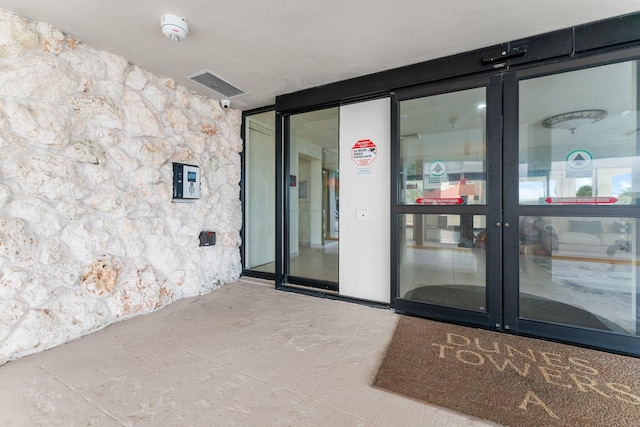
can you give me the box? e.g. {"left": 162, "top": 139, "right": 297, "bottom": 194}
{"left": 338, "top": 98, "right": 391, "bottom": 303}
{"left": 289, "top": 139, "right": 299, "bottom": 256}
{"left": 309, "top": 158, "right": 323, "bottom": 247}
{"left": 245, "top": 123, "right": 276, "bottom": 268}
{"left": 290, "top": 138, "right": 323, "bottom": 254}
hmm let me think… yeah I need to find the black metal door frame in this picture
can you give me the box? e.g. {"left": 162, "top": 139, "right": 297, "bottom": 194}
{"left": 392, "top": 48, "right": 640, "bottom": 357}
{"left": 391, "top": 73, "right": 504, "bottom": 329}
{"left": 279, "top": 110, "right": 340, "bottom": 292}
{"left": 502, "top": 48, "right": 640, "bottom": 356}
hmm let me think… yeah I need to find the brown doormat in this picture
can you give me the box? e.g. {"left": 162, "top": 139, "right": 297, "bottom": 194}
{"left": 374, "top": 316, "right": 640, "bottom": 427}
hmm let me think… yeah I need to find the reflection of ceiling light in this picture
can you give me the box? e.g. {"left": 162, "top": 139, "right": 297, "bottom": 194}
{"left": 477, "top": 103, "right": 486, "bottom": 109}
{"left": 542, "top": 109, "right": 607, "bottom": 134}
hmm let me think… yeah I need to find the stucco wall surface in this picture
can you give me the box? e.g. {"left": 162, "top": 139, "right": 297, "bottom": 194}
{"left": 0, "top": 9, "right": 243, "bottom": 362}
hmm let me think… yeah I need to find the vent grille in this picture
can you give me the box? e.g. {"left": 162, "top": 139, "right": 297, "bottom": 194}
{"left": 186, "top": 70, "right": 245, "bottom": 97}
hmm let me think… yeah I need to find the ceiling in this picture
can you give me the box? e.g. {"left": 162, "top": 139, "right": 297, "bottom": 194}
{"left": 1, "top": 1, "right": 640, "bottom": 111}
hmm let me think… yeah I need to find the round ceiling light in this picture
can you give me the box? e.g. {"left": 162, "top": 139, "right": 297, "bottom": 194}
{"left": 161, "top": 14, "right": 189, "bottom": 42}
{"left": 542, "top": 109, "right": 607, "bottom": 134}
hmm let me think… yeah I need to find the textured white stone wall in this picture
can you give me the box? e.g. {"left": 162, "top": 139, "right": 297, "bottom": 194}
{"left": 0, "top": 9, "right": 243, "bottom": 362}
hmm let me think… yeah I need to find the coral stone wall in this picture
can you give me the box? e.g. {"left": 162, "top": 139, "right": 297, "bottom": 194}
{"left": 0, "top": 9, "right": 243, "bottom": 362}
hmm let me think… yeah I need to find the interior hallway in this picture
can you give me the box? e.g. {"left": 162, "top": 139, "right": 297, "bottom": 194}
{"left": 0, "top": 278, "right": 494, "bottom": 427}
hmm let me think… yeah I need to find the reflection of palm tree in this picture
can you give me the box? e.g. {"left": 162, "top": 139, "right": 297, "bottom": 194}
{"left": 618, "top": 187, "right": 632, "bottom": 198}
{"left": 617, "top": 187, "right": 632, "bottom": 204}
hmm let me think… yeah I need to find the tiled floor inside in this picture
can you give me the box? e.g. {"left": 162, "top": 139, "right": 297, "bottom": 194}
{"left": 0, "top": 278, "right": 495, "bottom": 427}
{"left": 251, "top": 241, "right": 339, "bottom": 283}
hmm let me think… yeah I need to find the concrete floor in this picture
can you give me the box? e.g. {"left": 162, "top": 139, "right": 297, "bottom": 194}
{"left": 0, "top": 278, "right": 495, "bottom": 427}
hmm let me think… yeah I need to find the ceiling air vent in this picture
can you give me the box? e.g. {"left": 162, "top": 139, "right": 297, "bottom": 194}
{"left": 186, "top": 70, "right": 245, "bottom": 98}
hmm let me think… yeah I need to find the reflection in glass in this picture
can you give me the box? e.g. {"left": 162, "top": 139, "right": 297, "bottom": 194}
{"left": 244, "top": 110, "right": 276, "bottom": 272}
{"left": 518, "top": 60, "right": 640, "bottom": 337}
{"left": 519, "top": 61, "right": 638, "bottom": 206}
{"left": 399, "top": 87, "right": 487, "bottom": 205}
{"left": 399, "top": 214, "right": 487, "bottom": 311}
{"left": 288, "top": 108, "right": 339, "bottom": 283}
{"left": 519, "top": 216, "right": 638, "bottom": 336}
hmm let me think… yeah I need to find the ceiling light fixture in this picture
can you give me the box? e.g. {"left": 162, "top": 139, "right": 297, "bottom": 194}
{"left": 161, "top": 14, "right": 189, "bottom": 42}
{"left": 541, "top": 109, "right": 607, "bottom": 134}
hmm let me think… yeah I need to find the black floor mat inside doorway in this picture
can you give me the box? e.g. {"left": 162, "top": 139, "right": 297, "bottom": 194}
{"left": 403, "top": 285, "right": 613, "bottom": 331}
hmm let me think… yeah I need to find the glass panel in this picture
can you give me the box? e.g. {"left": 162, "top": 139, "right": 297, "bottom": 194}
{"left": 399, "top": 214, "right": 487, "bottom": 311}
{"left": 244, "top": 110, "right": 276, "bottom": 272}
{"left": 288, "top": 107, "right": 339, "bottom": 282}
{"left": 519, "top": 216, "right": 638, "bottom": 337}
{"left": 519, "top": 61, "right": 639, "bottom": 206}
{"left": 400, "top": 88, "right": 487, "bottom": 205}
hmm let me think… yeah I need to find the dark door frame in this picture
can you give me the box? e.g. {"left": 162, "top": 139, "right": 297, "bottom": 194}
{"left": 280, "top": 110, "right": 340, "bottom": 292}
{"left": 241, "top": 11, "right": 640, "bottom": 356}
{"left": 502, "top": 47, "right": 640, "bottom": 357}
{"left": 390, "top": 73, "right": 504, "bottom": 329}
{"left": 390, "top": 46, "right": 640, "bottom": 357}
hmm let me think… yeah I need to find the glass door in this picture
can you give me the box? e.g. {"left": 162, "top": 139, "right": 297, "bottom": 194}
{"left": 243, "top": 110, "right": 277, "bottom": 275}
{"left": 504, "top": 57, "right": 640, "bottom": 355}
{"left": 285, "top": 107, "right": 340, "bottom": 290}
{"left": 393, "top": 76, "right": 503, "bottom": 328}
{"left": 393, "top": 54, "right": 640, "bottom": 356}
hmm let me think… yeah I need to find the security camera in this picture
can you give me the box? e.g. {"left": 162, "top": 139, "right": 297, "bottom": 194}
{"left": 220, "top": 99, "right": 230, "bottom": 110}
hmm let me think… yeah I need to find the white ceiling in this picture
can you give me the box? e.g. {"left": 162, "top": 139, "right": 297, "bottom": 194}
{"left": 1, "top": 1, "right": 640, "bottom": 111}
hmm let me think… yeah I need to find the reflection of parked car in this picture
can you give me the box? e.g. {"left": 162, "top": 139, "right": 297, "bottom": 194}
{"left": 535, "top": 217, "right": 631, "bottom": 260}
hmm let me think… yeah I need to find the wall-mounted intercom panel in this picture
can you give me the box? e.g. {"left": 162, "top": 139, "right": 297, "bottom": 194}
{"left": 173, "top": 162, "right": 200, "bottom": 202}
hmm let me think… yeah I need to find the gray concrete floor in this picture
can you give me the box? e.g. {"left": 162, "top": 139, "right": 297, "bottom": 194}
{"left": 0, "top": 278, "right": 494, "bottom": 427}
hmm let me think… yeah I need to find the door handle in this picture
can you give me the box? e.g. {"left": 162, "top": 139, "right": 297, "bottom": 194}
{"left": 495, "top": 222, "right": 511, "bottom": 228}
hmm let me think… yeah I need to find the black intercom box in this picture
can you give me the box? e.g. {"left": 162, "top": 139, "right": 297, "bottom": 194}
{"left": 199, "top": 231, "right": 216, "bottom": 247}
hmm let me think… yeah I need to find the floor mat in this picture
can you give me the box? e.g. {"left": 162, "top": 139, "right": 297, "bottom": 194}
{"left": 374, "top": 315, "right": 640, "bottom": 427}
{"left": 403, "top": 285, "right": 615, "bottom": 331}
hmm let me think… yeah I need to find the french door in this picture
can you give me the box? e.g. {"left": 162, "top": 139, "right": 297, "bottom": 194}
{"left": 393, "top": 53, "right": 640, "bottom": 356}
